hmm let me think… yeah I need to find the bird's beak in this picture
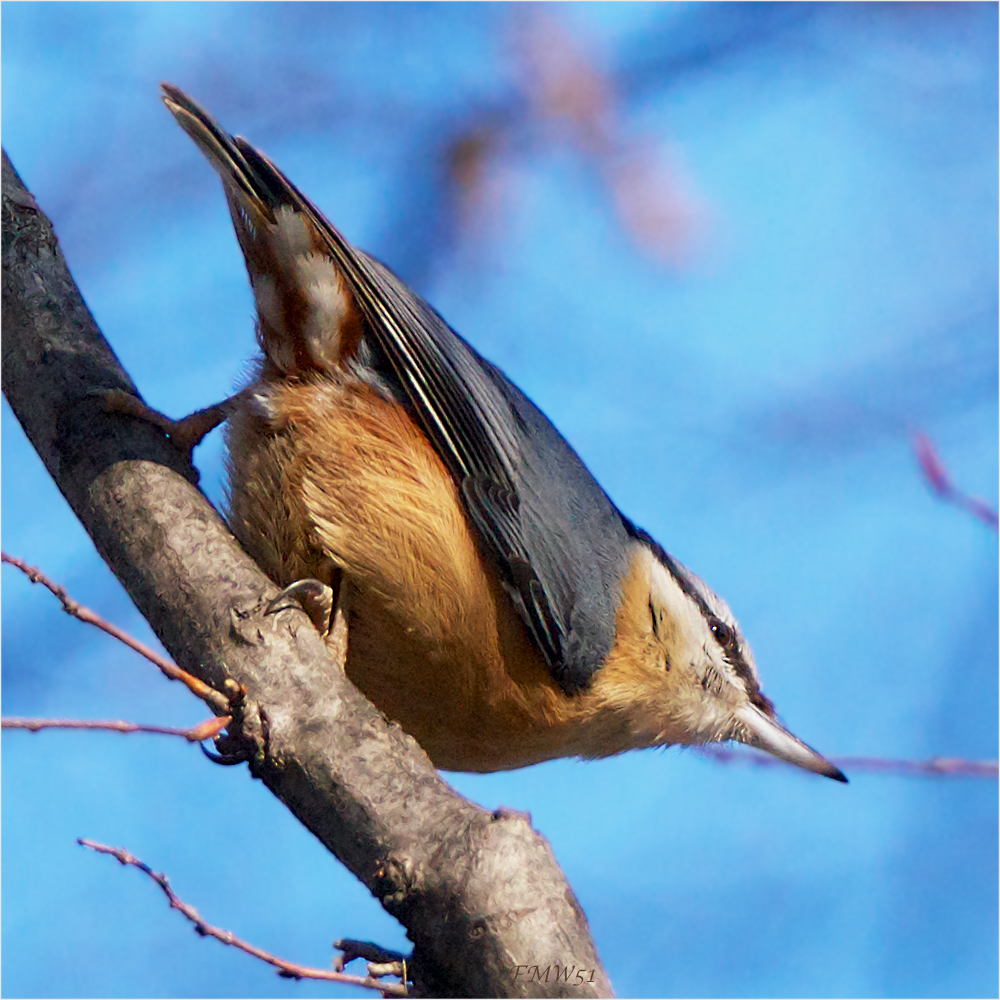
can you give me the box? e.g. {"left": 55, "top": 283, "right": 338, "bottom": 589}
{"left": 734, "top": 705, "right": 847, "bottom": 782}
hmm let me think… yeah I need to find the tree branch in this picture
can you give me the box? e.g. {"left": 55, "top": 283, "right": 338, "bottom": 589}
{"left": 2, "top": 148, "right": 613, "bottom": 998}
{"left": 700, "top": 747, "right": 998, "bottom": 779}
{"left": 78, "top": 839, "right": 409, "bottom": 995}
{"left": 2, "top": 717, "right": 231, "bottom": 741}
{"left": 2, "top": 550, "right": 230, "bottom": 710}
{"left": 913, "top": 432, "right": 998, "bottom": 531}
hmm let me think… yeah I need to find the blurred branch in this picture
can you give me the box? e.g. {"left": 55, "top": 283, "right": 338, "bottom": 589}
{"left": 701, "top": 748, "right": 999, "bottom": 779}
{"left": 2, "top": 149, "right": 613, "bottom": 998}
{"left": 734, "top": 303, "right": 996, "bottom": 468}
{"left": 914, "top": 432, "right": 998, "bottom": 531}
{"left": 2, "top": 716, "right": 230, "bottom": 742}
{"left": 832, "top": 756, "right": 998, "bottom": 779}
{"left": 2, "top": 551, "right": 231, "bottom": 711}
{"left": 616, "top": 3, "right": 821, "bottom": 99}
{"left": 78, "top": 839, "right": 409, "bottom": 996}
{"left": 436, "top": 9, "right": 708, "bottom": 271}
{"left": 515, "top": 10, "right": 708, "bottom": 264}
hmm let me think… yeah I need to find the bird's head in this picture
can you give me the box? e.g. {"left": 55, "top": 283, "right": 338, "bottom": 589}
{"left": 594, "top": 536, "right": 846, "bottom": 782}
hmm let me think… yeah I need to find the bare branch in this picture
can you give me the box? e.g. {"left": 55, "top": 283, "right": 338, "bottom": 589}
{"left": 2, "top": 716, "right": 231, "bottom": 742}
{"left": 510, "top": 9, "right": 707, "bottom": 264}
{"left": 832, "top": 756, "right": 998, "bottom": 778}
{"left": 11, "top": 713, "right": 991, "bottom": 780}
{"left": 77, "top": 839, "right": 409, "bottom": 996}
{"left": 2, "top": 551, "right": 230, "bottom": 711}
{"left": 914, "top": 432, "right": 998, "bottom": 531}
{"left": 700, "top": 747, "right": 998, "bottom": 779}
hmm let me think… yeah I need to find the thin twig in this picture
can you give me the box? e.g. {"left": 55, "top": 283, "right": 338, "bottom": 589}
{"left": 700, "top": 748, "right": 998, "bottom": 779}
{"left": 2, "top": 552, "right": 230, "bottom": 711}
{"left": 77, "top": 839, "right": 409, "bottom": 996}
{"left": 3, "top": 716, "right": 231, "bottom": 742}
{"left": 830, "top": 755, "right": 998, "bottom": 778}
{"left": 914, "top": 432, "right": 998, "bottom": 531}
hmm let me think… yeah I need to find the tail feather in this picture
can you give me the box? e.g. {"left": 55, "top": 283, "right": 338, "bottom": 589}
{"left": 162, "top": 83, "right": 364, "bottom": 374}
{"left": 161, "top": 84, "right": 273, "bottom": 225}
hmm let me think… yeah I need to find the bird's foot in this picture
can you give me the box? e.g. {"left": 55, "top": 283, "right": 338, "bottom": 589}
{"left": 98, "top": 388, "right": 233, "bottom": 459}
{"left": 201, "top": 739, "right": 256, "bottom": 766}
{"left": 264, "top": 578, "right": 336, "bottom": 636}
{"left": 199, "top": 680, "right": 264, "bottom": 767}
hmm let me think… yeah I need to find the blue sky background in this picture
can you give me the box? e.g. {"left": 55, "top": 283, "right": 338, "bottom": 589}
{"left": 2, "top": 4, "right": 997, "bottom": 998}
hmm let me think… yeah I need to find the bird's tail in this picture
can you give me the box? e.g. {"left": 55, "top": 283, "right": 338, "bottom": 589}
{"left": 161, "top": 83, "right": 365, "bottom": 374}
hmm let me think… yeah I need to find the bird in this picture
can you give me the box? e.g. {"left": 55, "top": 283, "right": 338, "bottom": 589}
{"left": 143, "top": 83, "right": 845, "bottom": 781}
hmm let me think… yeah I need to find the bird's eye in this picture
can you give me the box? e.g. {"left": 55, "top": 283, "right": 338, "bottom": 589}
{"left": 709, "top": 618, "right": 734, "bottom": 649}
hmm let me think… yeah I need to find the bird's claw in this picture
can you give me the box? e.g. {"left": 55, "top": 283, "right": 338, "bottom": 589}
{"left": 200, "top": 741, "right": 254, "bottom": 766}
{"left": 200, "top": 724, "right": 259, "bottom": 766}
{"left": 333, "top": 939, "right": 411, "bottom": 987}
{"left": 265, "top": 578, "right": 336, "bottom": 635}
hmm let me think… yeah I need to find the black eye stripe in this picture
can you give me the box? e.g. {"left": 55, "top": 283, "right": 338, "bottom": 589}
{"left": 621, "top": 519, "right": 776, "bottom": 716}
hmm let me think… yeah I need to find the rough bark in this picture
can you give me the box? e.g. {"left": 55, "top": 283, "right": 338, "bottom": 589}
{"left": 2, "top": 149, "right": 614, "bottom": 999}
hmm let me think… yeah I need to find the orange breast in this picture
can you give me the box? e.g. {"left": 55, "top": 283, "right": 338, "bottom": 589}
{"left": 226, "top": 373, "right": 615, "bottom": 770}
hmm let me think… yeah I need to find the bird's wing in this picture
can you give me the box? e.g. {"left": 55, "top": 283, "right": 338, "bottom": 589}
{"left": 332, "top": 248, "right": 573, "bottom": 673}
{"left": 162, "top": 84, "right": 580, "bottom": 680}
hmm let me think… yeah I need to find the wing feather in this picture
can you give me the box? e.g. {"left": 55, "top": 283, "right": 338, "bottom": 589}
{"left": 161, "top": 84, "right": 629, "bottom": 685}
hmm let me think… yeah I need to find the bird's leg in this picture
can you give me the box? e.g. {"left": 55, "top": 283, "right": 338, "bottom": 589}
{"left": 264, "top": 577, "right": 338, "bottom": 636}
{"left": 99, "top": 388, "right": 240, "bottom": 460}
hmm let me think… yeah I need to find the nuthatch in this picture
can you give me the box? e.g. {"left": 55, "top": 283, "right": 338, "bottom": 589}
{"left": 145, "top": 85, "right": 845, "bottom": 781}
